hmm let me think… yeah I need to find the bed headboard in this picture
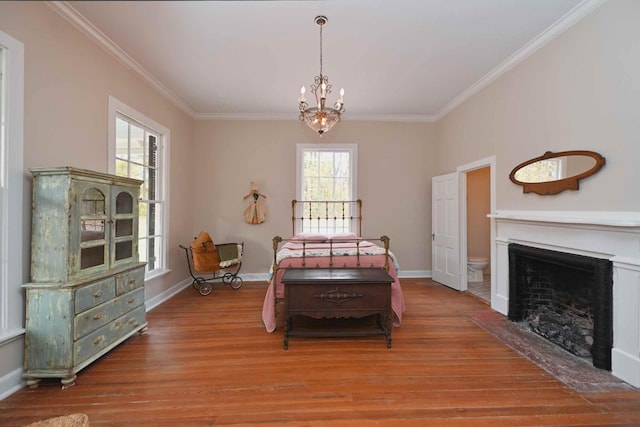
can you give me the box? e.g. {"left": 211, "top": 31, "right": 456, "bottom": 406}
{"left": 291, "top": 199, "right": 362, "bottom": 236}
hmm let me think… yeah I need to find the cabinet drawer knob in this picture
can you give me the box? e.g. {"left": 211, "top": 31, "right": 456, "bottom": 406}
{"left": 93, "top": 312, "right": 103, "bottom": 320}
{"left": 128, "top": 279, "right": 136, "bottom": 285}
{"left": 94, "top": 291, "right": 102, "bottom": 298}
{"left": 93, "top": 336, "right": 104, "bottom": 346}
{"left": 127, "top": 298, "right": 135, "bottom": 304}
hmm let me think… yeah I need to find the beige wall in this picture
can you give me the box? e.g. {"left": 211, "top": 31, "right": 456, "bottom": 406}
{"left": 466, "top": 167, "right": 491, "bottom": 272}
{"left": 436, "top": 0, "right": 640, "bottom": 211}
{"left": 192, "top": 120, "right": 436, "bottom": 274}
{"left": 0, "top": 2, "right": 195, "bottom": 383}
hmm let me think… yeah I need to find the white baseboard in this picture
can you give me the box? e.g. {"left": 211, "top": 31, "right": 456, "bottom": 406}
{"left": 240, "top": 273, "right": 269, "bottom": 282}
{"left": 146, "top": 277, "right": 192, "bottom": 311}
{"left": 0, "top": 368, "right": 24, "bottom": 401}
{"left": 612, "top": 348, "right": 640, "bottom": 388}
{"left": 398, "top": 270, "right": 431, "bottom": 278}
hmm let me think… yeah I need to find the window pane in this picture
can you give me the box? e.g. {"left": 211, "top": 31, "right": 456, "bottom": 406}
{"left": 138, "top": 201, "right": 148, "bottom": 238}
{"left": 139, "top": 237, "right": 147, "bottom": 265}
{"left": 115, "top": 159, "right": 128, "bottom": 177}
{"left": 115, "top": 118, "right": 129, "bottom": 160}
{"left": 130, "top": 125, "right": 145, "bottom": 165}
{"left": 129, "top": 163, "right": 146, "bottom": 199}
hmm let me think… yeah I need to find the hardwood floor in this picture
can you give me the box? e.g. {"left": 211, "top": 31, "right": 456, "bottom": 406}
{"left": 2, "top": 278, "right": 640, "bottom": 426}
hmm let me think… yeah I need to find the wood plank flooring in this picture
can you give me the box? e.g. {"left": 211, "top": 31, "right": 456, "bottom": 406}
{"left": 2, "top": 279, "right": 640, "bottom": 426}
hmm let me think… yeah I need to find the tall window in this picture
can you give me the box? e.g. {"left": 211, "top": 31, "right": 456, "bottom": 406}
{"left": 296, "top": 144, "right": 357, "bottom": 234}
{"left": 0, "top": 31, "right": 25, "bottom": 340}
{"left": 109, "top": 97, "right": 168, "bottom": 278}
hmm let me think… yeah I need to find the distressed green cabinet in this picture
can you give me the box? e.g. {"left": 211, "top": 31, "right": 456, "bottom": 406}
{"left": 23, "top": 167, "right": 147, "bottom": 388}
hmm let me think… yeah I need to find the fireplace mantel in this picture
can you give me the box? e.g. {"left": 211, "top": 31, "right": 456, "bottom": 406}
{"left": 491, "top": 209, "right": 640, "bottom": 388}
{"left": 490, "top": 210, "right": 640, "bottom": 227}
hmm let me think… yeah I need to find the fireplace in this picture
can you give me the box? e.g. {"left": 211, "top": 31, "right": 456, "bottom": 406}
{"left": 508, "top": 243, "right": 613, "bottom": 370}
{"left": 492, "top": 210, "right": 640, "bottom": 387}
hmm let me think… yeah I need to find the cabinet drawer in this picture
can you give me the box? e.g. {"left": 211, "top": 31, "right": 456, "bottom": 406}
{"left": 73, "top": 288, "right": 145, "bottom": 339}
{"left": 75, "top": 277, "right": 116, "bottom": 313}
{"left": 116, "top": 287, "right": 145, "bottom": 314}
{"left": 74, "top": 305, "right": 146, "bottom": 365}
{"left": 116, "top": 266, "right": 145, "bottom": 295}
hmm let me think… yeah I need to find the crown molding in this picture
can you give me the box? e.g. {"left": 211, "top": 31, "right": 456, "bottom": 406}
{"left": 434, "top": 0, "right": 609, "bottom": 121}
{"left": 194, "top": 112, "right": 436, "bottom": 122}
{"left": 193, "top": 112, "right": 296, "bottom": 121}
{"left": 347, "top": 114, "right": 436, "bottom": 123}
{"left": 46, "top": 0, "right": 607, "bottom": 123}
{"left": 46, "top": 1, "right": 197, "bottom": 118}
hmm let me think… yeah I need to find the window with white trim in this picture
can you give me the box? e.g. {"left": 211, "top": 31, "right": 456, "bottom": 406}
{"left": 296, "top": 144, "right": 357, "bottom": 234}
{"left": 0, "top": 31, "right": 25, "bottom": 340}
{"left": 109, "top": 97, "right": 168, "bottom": 278}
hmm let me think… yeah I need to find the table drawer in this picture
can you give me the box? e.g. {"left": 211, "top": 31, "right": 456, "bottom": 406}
{"left": 74, "top": 287, "right": 145, "bottom": 339}
{"left": 75, "top": 277, "right": 116, "bottom": 313}
{"left": 74, "top": 305, "right": 146, "bottom": 365}
{"left": 116, "top": 266, "right": 145, "bottom": 295}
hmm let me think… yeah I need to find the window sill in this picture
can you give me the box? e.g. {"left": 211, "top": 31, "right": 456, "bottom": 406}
{"left": 0, "top": 328, "right": 25, "bottom": 346}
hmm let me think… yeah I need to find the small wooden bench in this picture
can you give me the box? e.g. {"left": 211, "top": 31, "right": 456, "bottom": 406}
{"left": 281, "top": 267, "right": 393, "bottom": 349}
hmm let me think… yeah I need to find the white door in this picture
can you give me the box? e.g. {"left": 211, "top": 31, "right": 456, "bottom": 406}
{"left": 432, "top": 173, "right": 461, "bottom": 290}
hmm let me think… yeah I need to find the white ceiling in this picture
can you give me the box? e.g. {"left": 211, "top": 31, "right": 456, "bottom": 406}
{"left": 59, "top": 0, "right": 597, "bottom": 121}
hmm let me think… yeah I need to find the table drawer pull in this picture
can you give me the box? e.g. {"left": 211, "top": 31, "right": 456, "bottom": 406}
{"left": 94, "top": 291, "right": 102, "bottom": 298}
{"left": 93, "top": 312, "right": 103, "bottom": 320}
{"left": 93, "top": 336, "right": 104, "bottom": 346}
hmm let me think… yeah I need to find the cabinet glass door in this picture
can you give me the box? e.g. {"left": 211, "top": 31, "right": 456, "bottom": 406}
{"left": 112, "top": 188, "right": 138, "bottom": 266}
{"left": 80, "top": 187, "right": 108, "bottom": 270}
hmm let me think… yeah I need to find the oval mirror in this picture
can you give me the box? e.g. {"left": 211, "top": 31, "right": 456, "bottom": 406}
{"left": 509, "top": 150, "right": 605, "bottom": 195}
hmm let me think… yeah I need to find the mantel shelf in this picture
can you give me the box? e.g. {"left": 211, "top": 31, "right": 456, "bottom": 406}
{"left": 489, "top": 210, "right": 640, "bottom": 228}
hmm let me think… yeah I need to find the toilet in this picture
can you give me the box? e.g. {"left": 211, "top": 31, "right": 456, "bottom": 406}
{"left": 467, "top": 256, "right": 488, "bottom": 282}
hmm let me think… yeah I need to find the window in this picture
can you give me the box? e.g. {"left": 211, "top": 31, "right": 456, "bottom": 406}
{"left": 0, "top": 31, "right": 25, "bottom": 341}
{"left": 296, "top": 144, "right": 357, "bottom": 234}
{"left": 109, "top": 97, "right": 168, "bottom": 278}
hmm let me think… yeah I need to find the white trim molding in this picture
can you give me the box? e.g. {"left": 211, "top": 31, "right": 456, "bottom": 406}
{"left": 46, "top": 0, "right": 607, "bottom": 123}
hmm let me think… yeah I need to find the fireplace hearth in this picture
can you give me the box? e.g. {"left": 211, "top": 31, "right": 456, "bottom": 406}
{"left": 508, "top": 244, "right": 613, "bottom": 370}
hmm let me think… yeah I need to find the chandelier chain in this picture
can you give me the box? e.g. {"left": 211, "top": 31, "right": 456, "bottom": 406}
{"left": 319, "top": 22, "right": 323, "bottom": 76}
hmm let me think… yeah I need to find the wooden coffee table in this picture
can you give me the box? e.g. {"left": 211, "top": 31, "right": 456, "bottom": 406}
{"left": 281, "top": 267, "right": 393, "bottom": 349}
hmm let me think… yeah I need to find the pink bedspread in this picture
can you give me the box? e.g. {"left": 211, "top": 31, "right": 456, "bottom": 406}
{"left": 261, "top": 241, "right": 405, "bottom": 332}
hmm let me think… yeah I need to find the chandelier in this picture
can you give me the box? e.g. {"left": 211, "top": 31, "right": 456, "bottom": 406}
{"left": 298, "top": 16, "right": 345, "bottom": 136}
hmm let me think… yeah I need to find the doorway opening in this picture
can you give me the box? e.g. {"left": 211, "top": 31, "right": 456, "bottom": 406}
{"left": 458, "top": 157, "right": 495, "bottom": 304}
{"left": 465, "top": 166, "right": 491, "bottom": 301}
